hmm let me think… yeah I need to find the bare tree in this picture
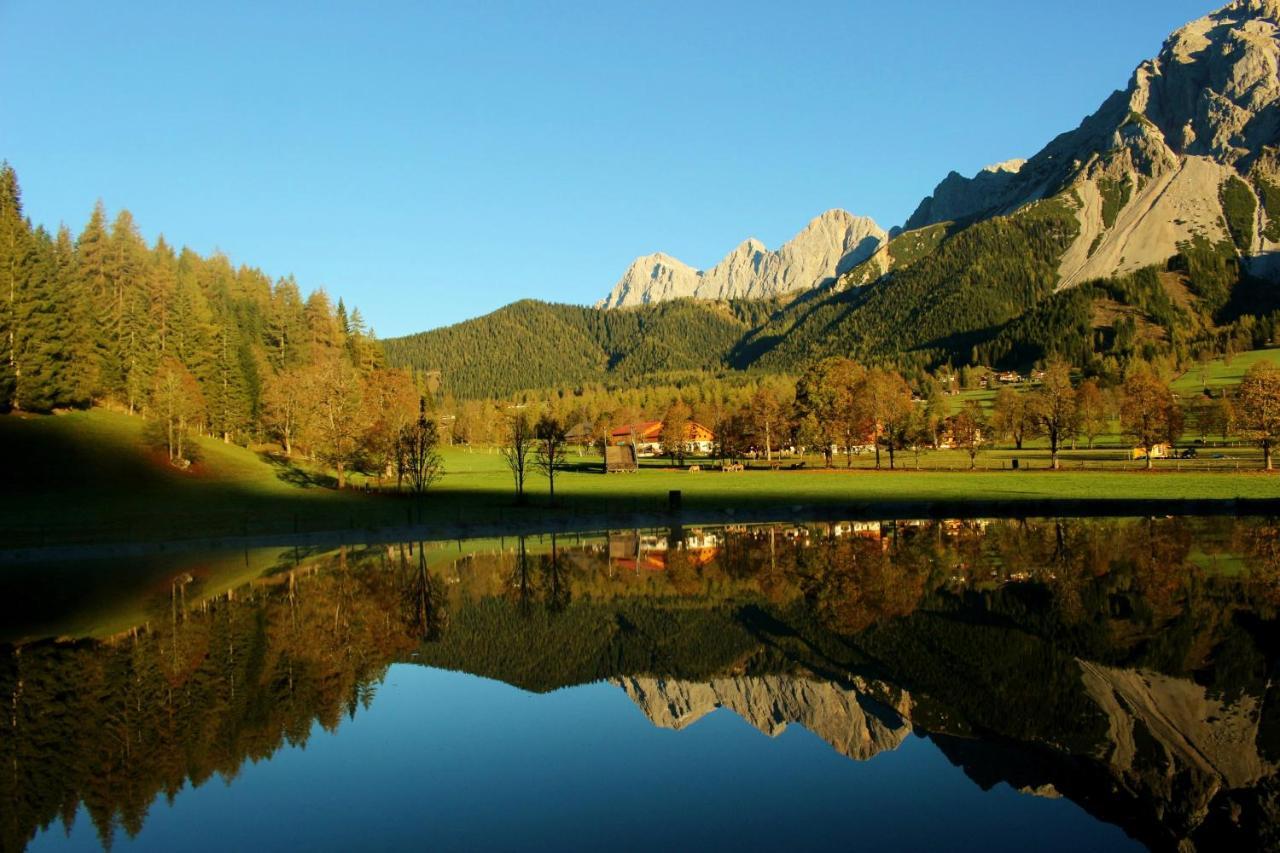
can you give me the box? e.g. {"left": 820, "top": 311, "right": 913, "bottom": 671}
{"left": 500, "top": 409, "right": 535, "bottom": 503}
{"left": 534, "top": 412, "right": 568, "bottom": 501}
{"left": 397, "top": 398, "right": 444, "bottom": 495}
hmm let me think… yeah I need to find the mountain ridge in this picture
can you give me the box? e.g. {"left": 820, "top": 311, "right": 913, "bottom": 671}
{"left": 389, "top": 1, "right": 1280, "bottom": 398}
{"left": 598, "top": 209, "right": 886, "bottom": 309}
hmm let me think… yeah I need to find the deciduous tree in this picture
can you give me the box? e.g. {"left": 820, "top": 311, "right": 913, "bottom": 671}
{"left": 1076, "top": 379, "right": 1108, "bottom": 449}
{"left": 748, "top": 386, "right": 784, "bottom": 462}
{"left": 303, "top": 354, "right": 366, "bottom": 487}
{"left": 948, "top": 401, "right": 986, "bottom": 470}
{"left": 1120, "top": 365, "right": 1183, "bottom": 470}
{"left": 661, "top": 399, "right": 692, "bottom": 465}
{"left": 860, "top": 368, "right": 912, "bottom": 470}
{"left": 149, "top": 357, "right": 205, "bottom": 466}
{"left": 1236, "top": 362, "right": 1280, "bottom": 470}
{"left": 1028, "top": 360, "right": 1078, "bottom": 469}
{"left": 991, "top": 386, "right": 1037, "bottom": 450}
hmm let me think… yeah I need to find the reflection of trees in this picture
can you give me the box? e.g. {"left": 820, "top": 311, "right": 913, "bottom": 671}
{"left": 1239, "top": 518, "right": 1280, "bottom": 607}
{"left": 400, "top": 543, "right": 448, "bottom": 641}
{"left": 3, "top": 517, "right": 1280, "bottom": 851}
{"left": 799, "top": 534, "right": 930, "bottom": 635}
{"left": 0, "top": 548, "right": 436, "bottom": 852}
{"left": 540, "top": 534, "right": 571, "bottom": 614}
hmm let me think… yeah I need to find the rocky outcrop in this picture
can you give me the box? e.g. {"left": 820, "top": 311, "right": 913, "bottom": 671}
{"left": 903, "top": 160, "right": 1026, "bottom": 231}
{"left": 902, "top": 0, "right": 1280, "bottom": 288}
{"left": 613, "top": 674, "right": 912, "bottom": 761}
{"left": 599, "top": 210, "right": 885, "bottom": 309}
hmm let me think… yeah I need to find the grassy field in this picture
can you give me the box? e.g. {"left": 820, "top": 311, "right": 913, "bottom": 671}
{"left": 3, "top": 409, "right": 1279, "bottom": 551}
{"left": 1171, "top": 347, "right": 1280, "bottom": 396}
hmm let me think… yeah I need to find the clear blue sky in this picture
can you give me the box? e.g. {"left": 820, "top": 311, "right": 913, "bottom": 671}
{"left": 1, "top": 1, "right": 1213, "bottom": 336}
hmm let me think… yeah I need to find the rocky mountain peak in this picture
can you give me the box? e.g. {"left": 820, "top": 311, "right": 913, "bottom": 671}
{"left": 599, "top": 209, "right": 885, "bottom": 308}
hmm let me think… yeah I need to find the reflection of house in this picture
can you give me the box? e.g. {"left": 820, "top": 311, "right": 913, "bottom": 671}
{"left": 1131, "top": 443, "right": 1172, "bottom": 460}
{"left": 610, "top": 421, "right": 716, "bottom": 457}
{"left": 607, "top": 530, "right": 720, "bottom": 571}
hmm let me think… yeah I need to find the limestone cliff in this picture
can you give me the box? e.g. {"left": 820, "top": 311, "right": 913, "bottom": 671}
{"left": 901, "top": 0, "right": 1280, "bottom": 288}
{"left": 598, "top": 210, "right": 885, "bottom": 309}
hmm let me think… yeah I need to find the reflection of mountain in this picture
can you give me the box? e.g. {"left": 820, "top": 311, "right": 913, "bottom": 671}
{"left": 4, "top": 517, "right": 1280, "bottom": 851}
{"left": 614, "top": 675, "right": 912, "bottom": 761}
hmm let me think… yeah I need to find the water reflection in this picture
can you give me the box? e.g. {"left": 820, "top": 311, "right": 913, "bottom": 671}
{"left": 3, "top": 516, "right": 1279, "bottom": 851}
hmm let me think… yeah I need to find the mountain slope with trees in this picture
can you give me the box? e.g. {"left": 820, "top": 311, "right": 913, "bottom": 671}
{"left": 383, "top": 298, "right": 776, "bottom": 399}
{"left": 389, "top": 2, "right": 1280, "bottom": 400}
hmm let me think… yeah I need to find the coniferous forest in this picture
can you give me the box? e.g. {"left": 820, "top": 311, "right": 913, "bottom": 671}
{"left": 0, "top": 164, "right": 428, "bottom": 482}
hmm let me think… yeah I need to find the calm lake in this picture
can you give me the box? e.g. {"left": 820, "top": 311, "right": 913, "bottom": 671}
{"left": 3, "top": 516, "right": 1279, "bottom": 852}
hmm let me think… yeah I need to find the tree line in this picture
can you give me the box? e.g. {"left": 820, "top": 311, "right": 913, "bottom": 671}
{"left": 0, "top": 163, "right": 446, "bottom": 488}
{"left": 483, "top": 354, "right": 1280, "bottom": 497}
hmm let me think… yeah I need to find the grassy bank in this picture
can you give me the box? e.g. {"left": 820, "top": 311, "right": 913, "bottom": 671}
{"left": 3, "top": 409, "right": 1279, "bottom": 551}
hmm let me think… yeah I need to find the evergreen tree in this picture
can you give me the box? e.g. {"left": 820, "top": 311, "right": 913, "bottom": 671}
{"left": 13, "top": 227, "right": 87, "bottom": 411}
{"left": 0, "top": 162, "right": 25, "bottom": 410}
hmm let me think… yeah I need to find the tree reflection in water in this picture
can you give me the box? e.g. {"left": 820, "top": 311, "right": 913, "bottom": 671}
{"left": 2, "top": 516, "right": 1279, "bottom": 852}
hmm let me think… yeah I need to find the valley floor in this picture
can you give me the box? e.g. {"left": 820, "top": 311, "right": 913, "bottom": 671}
{"left": 2, "top": 410, "right": 1279, "bottom": 555}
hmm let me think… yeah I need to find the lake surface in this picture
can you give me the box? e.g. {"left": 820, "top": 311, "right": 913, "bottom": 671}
{"left": 3, "top": 516, "right": 1279, "bottom": 851}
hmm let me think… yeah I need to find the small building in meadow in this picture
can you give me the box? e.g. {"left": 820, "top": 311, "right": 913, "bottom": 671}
{"left": 605, "top": 444, "right": 638, "bottom": 473}
{"left": 564, "top": 421, "right": 594, "bottom": 447}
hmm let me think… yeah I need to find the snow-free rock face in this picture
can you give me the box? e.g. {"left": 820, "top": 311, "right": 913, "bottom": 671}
{"left": 900, "top": 0, "right": 1280, "bottom": 287}
{"left": 613, "top": 674, "right": 912, "bottom": 761}
{"left": 598, "top": 210, "right": 885, "bottom": 308}
{"left": 606, "top": 3, "right": 1280, "bottom": 308}
{"left": 903, "top": 160, "right": 1026, "bottom": 231}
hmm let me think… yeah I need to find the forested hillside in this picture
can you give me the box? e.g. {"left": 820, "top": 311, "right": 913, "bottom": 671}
{"left": 0, "top": 164, "right": 425, "bottom": 484}
{"left": 387, "top": 191, "right": 1280, "bottom": 401}
{"left": 383, "top": 298, "right": 776, "bottom": 399}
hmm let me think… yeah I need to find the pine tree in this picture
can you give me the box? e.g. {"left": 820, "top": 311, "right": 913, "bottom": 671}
{"left": 266, "top": 275, "right": 305, "bottom": 370}
{"left": 13, "top": 227, "right": 77, "bottom": 411}
{"left": 0, "top": 163, "right": 26, "bottom": 411}
{"left": 75, "top": 201, "right": 111, "bottom": 400}
{"left": 104, "top": 209, "right": 150, "bottom": 409}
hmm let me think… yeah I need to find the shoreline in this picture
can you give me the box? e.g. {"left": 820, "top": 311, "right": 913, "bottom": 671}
{"left": 3, "top": 496, "right": 1278, "bottom": 566}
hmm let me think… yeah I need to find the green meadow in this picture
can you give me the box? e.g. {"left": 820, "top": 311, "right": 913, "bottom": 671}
{"left": 3, "top": 408, "right": 1278, "bottom": 551}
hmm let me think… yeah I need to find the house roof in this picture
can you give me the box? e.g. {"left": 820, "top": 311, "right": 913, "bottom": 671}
{"left": 609, "top": 420, "right": 716, "bottom": 441}
{"left": 610, "top": 421, "right": 663, "bottom": 440}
